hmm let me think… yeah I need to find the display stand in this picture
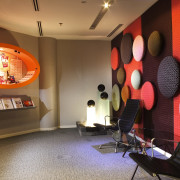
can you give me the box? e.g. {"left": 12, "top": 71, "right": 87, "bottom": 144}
{"left": 0, "top": 106, "right": 36, "bottom": 111}
{"left": 0, "top": 95, "right": 36, "bottom": 111}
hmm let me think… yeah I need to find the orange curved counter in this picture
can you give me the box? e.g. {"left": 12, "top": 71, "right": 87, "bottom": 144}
{"left": 0, "top": 43, "right": 40, "bottom": 89}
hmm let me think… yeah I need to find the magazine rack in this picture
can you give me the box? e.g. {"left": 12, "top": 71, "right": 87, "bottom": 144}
{"left": 0, "top": 95, "right": 36, "bottom": 111}
{"left": 0, "top": 106, "right": 36, "bottom": 111}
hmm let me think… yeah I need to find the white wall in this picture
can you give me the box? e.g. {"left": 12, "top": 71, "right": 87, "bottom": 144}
{"left": 0, "top": 29, "right": 40, "bottom": 137}
{"left": 57, "top": 40, "right": 112, "bottom": 128}
{"left": 39, "top": 37, "right": 58, "bottom": 130}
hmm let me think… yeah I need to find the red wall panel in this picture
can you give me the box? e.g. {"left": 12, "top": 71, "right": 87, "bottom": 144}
{"left": 172, "top": 0, "right": 180, "bottom": 142}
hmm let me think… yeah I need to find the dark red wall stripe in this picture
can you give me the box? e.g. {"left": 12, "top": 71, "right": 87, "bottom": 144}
{"left": 141, "top": 0, "right": 173, "bottom": 143}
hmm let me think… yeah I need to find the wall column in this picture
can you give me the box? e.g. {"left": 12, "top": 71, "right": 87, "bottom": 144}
{"left": 39, "top": 37, "right": 58, "bottom": 130}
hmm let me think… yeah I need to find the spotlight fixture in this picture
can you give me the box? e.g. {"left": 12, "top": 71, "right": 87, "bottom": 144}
{"left": 104, "top": 2, "right": 109, "bottom": 8}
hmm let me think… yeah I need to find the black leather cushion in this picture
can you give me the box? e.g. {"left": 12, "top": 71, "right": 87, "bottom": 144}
{"left": 119, "top": 99, "right": 140, "bottom": 133}
{"left": 157, "top": 56, "right": 179, "bottom": 98}
{"left": 170, "top": 143, "right": 180, "bottom": 166}
{"left": 129, "top": 153, "right": 180, "bottom": 178}
{"left": 120, "top": 33, "right": 133, "bottom": 64}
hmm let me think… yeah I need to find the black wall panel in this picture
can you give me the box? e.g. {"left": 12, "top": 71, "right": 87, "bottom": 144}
{"left": 141, "top": 0, "right": 173, "bottom": 141}
{"left": 111, "top": 0, "right": 174, "bottom": 149}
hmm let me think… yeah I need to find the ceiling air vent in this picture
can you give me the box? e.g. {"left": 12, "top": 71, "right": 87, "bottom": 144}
{"left": 89, "top": 0, "right": 114, "bottom": 30}
{"left": 107, "top": 24, "right": 123, "bottom": 37}
{"left": 33, "top": 0, "right": 39, "bottom": 11}
{"left": 89, "top": 8, "right": 108, "bottom": 30}
{"left": 37, "top": 21, "right": 43, "bottom": 36}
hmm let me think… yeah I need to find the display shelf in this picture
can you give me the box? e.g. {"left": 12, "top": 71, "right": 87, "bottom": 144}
{"left": 0, "top": 106, "right": 36, "bottom": 111}
{"left": 0, "top": 43, "right": 40, "bottom": 89}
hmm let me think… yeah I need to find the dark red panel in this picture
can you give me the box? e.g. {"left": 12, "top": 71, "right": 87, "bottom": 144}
{"left": 142, "top": 0, "right": 173, "bottom": 142}
{"left": 111, "top": 33, "right": 124, "bottom": 117}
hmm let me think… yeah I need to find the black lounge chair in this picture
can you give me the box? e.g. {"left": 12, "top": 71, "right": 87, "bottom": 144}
{"left": 129, "top": 140, "right": 180, "bottom": 180}
{"left": 94, "top": 99, "right": 141, "bottom": 157}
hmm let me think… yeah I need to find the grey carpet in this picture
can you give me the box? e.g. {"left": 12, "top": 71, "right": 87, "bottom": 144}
{"left": 0, "top": 128, "right": 175, "bottom": 180}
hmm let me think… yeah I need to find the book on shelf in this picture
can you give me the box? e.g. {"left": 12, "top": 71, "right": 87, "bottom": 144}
{"left": 0, "top": 99, "right": 4, "bottom": 110}
{"left": 22, "top": 100, "right": 35, "bottom": 107}
{"left": 11, "top": 97, "right": 23, "bottom": 109}
{"left": 1, "top": 98, "right": 14, "bottom": 109}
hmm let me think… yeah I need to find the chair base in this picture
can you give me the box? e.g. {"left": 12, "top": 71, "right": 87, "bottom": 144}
{"left": 99, "top": 142, "right": 125, "bottom": 153}
{"left": 98, "top": 141, "right": 141, "bottom": 155}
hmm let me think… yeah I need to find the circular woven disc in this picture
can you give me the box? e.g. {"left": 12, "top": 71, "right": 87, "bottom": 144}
{"left": 157, "top": 56, "right": 179, "bottom": 98}
{"left": 148, "top": 31, "right": 162, "bottom": 56}
{"left": 117, "top": 67, "right": 126, "bottom": 85}
{"left": 111, "top": 47, "right": 119, "bottom": 70}
{"left": 141, "top": 81, "right": 155, "bottom": 110}
{"left": 131, "top": 70, "right": 141, "bottom": 89}
{"left": 121, "top": 85, "right": 130, "bottom": 104}
{"left": 132, "top": 35, "right": 145, "bottom": 61}
{"left": 112, "top": 84, "right": 120, "bottom": 111}
{"left": 120, "top": 33, "right": 133, "bottom": 64}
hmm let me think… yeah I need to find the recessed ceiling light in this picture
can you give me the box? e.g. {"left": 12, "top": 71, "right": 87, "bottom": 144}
{"left": 104, "top": 2, "right": 109, "bottom": 8}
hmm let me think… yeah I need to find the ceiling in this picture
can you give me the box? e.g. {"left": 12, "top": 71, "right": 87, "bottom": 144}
{"left": 0, "top": 0, "right": 158, "bottom": 41}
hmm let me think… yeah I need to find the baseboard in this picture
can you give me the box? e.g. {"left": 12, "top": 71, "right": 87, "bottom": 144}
{"left": 40, "top": 127, "right": 58, "bottom": 131}
{"left": 0, "top": 128, "right": 40, "bottom": 139}
{"left": 59, "top": 125, "right": 76, "bottom": 128}
{"left": 0, "top": 126, "right": 77, "bottom": 139}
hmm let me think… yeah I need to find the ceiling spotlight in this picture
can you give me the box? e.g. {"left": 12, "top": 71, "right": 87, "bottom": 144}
{"left": 104, "top": 2, "right": 109, "bottom": 8}
{"left": 59, "top": 23, "right": 63, "bottom": 26}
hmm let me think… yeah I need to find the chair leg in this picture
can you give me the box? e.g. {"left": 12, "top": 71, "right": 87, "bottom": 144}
{"left": 156, "top": 175, "right": 161, "bottom": 180}
{"left": 115, "top": 142, "right": 119, "bottom": 153}
{"left": 122, "top": 145, "right": 131, "bottom": 157}
{"left": 131, "top": 165, "right": 138, "bottom": 180}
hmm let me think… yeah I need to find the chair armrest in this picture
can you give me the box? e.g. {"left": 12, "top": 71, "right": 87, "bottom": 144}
{"left": 151, "top": 138, "right": 179, "bottom": 157}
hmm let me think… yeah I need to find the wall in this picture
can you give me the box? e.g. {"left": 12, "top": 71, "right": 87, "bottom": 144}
{"left": 0, "top": 28, "right": 112, "bottom": 136}
{"left": 0, "top": 29, "right": 40, "bottom": 137}
{"left": 39, "top": 37, "right": 58, "bottom": 130}
{"left": 57, "top": 40, "right": 111, "bottom": 128}
{"left": 111, "top": 0, "right": 180, "bottom": 148}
